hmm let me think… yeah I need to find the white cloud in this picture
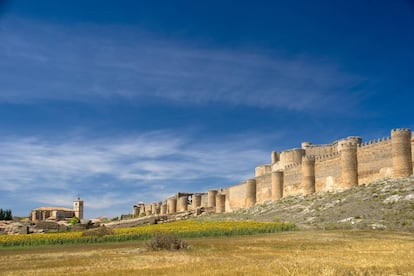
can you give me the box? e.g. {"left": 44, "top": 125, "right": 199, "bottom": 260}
{"left": 0, "top": 130, "right": 271, "bottom": 218}
{"left": 0, "top": 17, "right": 364, "bottom": 112}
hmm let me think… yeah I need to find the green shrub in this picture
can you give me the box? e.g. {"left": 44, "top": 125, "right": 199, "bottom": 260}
{"left": 68, "top": 216, "right": 80, "bottom": 225}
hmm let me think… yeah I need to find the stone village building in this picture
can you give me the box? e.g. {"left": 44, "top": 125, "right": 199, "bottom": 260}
{"left": 30, "top": 198, "right": 84, "bottom": 222}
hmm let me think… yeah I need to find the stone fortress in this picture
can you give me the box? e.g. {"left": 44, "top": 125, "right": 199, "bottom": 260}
{"left": 133, "top": 128, "right": 413, "bottom": 216}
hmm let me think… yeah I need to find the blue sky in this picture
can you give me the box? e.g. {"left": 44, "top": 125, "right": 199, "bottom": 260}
{"left": 0, "top": 0, "right": 413, "bottom": 218}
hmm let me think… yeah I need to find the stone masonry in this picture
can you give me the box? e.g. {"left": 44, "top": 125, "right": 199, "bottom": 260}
{"left": 134, "top": 128, "right": 413, "bottom": 215}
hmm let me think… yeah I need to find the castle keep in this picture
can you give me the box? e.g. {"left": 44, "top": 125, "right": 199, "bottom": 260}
{"left": 134, "top": 128, "right": 413, "bottom": 216}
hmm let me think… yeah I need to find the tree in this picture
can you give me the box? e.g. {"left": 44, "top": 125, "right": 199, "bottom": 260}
{"left": 0, "top": 208, "right": 13, "bottom": 220}
{"left": 68, "top": 216, "right": 80, "bottom": 225}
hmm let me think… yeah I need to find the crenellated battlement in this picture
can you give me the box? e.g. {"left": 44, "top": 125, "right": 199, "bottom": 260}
{"left": 339, "top": 141, "right": 359, "bottom": 148}
{"left": 315, "top": 152, "right": 340, "bottom": 161}
{"left": 359, "top": 137, "right": 391, "bottom": 147}
{"left": 391, "top": 128, "right": 411, "bottom": 136}
{"left": 284, "top": 162, "right": 302, "bottom": 169}
{"left": 302, "top": 155, "right": 315, "bottom": 162}
{"left": 134, "top": 127, "right": 414, "bottom": 215}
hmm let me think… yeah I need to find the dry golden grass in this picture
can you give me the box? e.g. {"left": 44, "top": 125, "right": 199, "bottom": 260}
{"left": 1, "top": 230, "right": 413, "bottom": 275}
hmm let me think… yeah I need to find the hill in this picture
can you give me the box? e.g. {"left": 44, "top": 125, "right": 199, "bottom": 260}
{"left": 206, "top": 176, "right": 414, "bottom": 232}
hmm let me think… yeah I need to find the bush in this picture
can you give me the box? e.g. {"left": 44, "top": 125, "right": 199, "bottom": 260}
{"left": 68, "top": 216, "right": 80, "bottom": 225}
{"left": 146, "top": 232, "right": 188, "bottom": 251}
{"left": 82, "top": 226, "right": 114, "bottom": 237}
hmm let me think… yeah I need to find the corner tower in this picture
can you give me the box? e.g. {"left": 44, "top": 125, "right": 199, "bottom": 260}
{"left": 340, "top": 141, "right": 358, "bottom": 188}
{"left": 73, "top": 197, "right": 84, "bottom": 220}
{"left": 391, "top": 128, "right": 413, "bottom": 177}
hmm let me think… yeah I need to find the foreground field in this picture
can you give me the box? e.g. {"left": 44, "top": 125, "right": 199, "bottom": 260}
{"left": 1, "top": 230, "right": 413, "bottom": 275}
{"left": 0, "top": 220, "right": 294, "bottom": 247}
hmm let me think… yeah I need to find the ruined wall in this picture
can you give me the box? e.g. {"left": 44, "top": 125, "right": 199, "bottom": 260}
{"left": 315, "top": 154, "right": 341, "bottom": 192}
{"left": 283, "top": 164, "right": 302, "bottom": 196}
{"left": 225, "top": 182, "right": 246, "bottom": 211}
{"left": 255, "top": 173, "right": 272, "bottom": 203}
{"left": 357, "top": 138, "right": 392, "bottom": 184}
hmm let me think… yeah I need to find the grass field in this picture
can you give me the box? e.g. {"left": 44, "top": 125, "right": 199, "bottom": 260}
{"left": 1, "top": 230, "right": 413, "bottom": 275}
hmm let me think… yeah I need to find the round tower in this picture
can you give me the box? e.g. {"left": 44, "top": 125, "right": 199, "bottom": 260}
{"left": 132, "top": 205, "right": 140, "bottom": 217}
{"left": 160, "top": 203, "right": 167, "bottom": 215}
{"left": 215, "top": 193, "right": 226, "bottom": 213}
{"left": 73, "top": 197, "right": 84, "bottom": 220}
{"left": 279, "top": 148, "right": 305, "bottom": 167}
{"left": 245, "top": 178, "right": 256, "bottom": 208}
{"left": 301, "top": 142, "right": 312, "bottom": 149}
{"left": 167, "top": 198, "right": 177, "bottom": 214}
{"left": 271, "top": 151, "right": 279, "bottom": 164}
{"left": 301, "top": 157, "right": 315, "bottom": 195}
{"left": 145, "top": 204, "right": 152, "bottom": 215}
{"left": 177, "top": 196, "right": 188, "bottom": 212}
{"left": 391, "top": 128, "right": 413, "bottom": 177}
{"left": 138, "top": 202, "right": 145, "bottom": 216}
{"left": 192, "top": 194, "right": 201, "bottom": 210}
{"left": 271, "top": 171, "right": 284, "bottom": 200}
{"left": 340, "top": 141, "right": 358, "bottom": 188}
{"left": 151, "top": 203, "right": 159, "bottom": 215}
{"left": 208, "top": 190, "right": 218, "bottom": 208}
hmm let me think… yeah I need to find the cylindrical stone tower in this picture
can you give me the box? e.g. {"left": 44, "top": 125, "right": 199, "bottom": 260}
{"left": 245, "top": 178, "right": 256, "bottom": 208}
{"left": 167, "top": 198, "right": 177, "bottom": 214}
{"left": 178, "top": 196, "right": 188, "bottom": 212}
{"left": 215, "top": 194, "right": 225, "bottom": 213}
{"left": 411, "top": 132, "right": 414, "bottom": 172}
{"left": 138, "top": 203, "right": 145, "bottom": 216}
{"left": 151, "top": 203, "right": 159, "bottom": 215}
{"left": 132, "top": 205, "right": 140, "bottom": 217}
{"left": 271, "top": 171, "right": 284, "bottom": 200}
{"left": 192, "top": 194, "right": 201, "bottom": 210}
{"left": 160, "top": 203, "right": 167, "bottom": 215}
{"left": 391, "top": 128, "right": 413, "bottom": 177}
{"left": 208, "top": 190, "right": 218, "bottom": 208}
{"left": 145, "top": 204, "right": 152, "bottom": 215}
{"left": 340, "top": 142, "right": 358, "bottom": 188}
{"left": 302, "top": 156, "right": 315, "bottom": 195}
{"left": 271, "top": 151, "right": 279, "bottom": 164}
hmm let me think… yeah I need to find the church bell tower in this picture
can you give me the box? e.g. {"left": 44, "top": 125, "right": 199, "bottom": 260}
{"left": 73, "top": 197, "right": 84, "bottom": 219}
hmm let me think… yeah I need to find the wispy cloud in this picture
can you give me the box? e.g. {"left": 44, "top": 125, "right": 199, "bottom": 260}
{"left": 0, "top": 17, "right": 364, "bottom": 111}
{"left": 0, "top": 130, "right": 271, "bottom": 217}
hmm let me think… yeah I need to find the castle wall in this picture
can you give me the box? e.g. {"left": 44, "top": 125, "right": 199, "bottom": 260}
{"left": 315, "top": 154, "right": 341, "bottom": 192}
{"left": 357, "top": 138, "right": 392, "bottom": 184}
{"left": 225, "top": 182, "right": 246, "bottom": 212}
{"left": 283, "top": 164, "right": 302, "bottom": 196}
{"left": 303, "top": 143, "right": 337, "bottom": 157}
{"left": 255, "top": 173, "right": 272, "bottom": 203}
{"left": 412, "top": 133, "right": 414, "bottom": 172}
{"left": 255, "top": 164, "right": 272, "bottom": 177}
{"left": 135, "top": 127, "right": 413, "bottom": 216}
{"left": 200, "top": 194, "right": 208, "bottom": 207}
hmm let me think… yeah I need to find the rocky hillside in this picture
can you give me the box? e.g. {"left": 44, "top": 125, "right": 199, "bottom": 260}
{"left": 207, "top": 176, "right": 414, "bottom": 232}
